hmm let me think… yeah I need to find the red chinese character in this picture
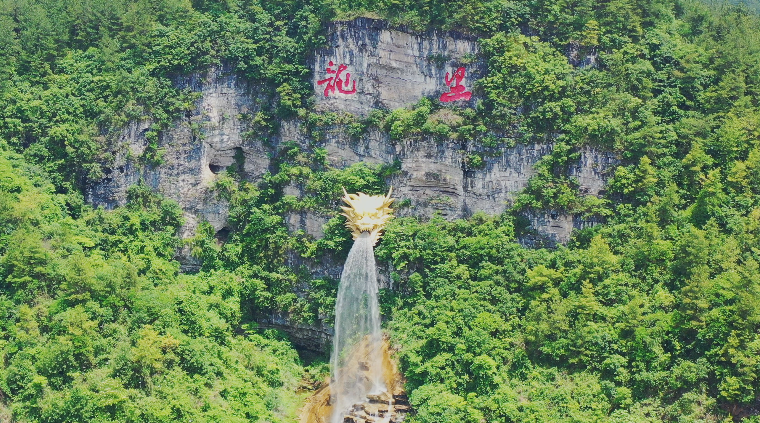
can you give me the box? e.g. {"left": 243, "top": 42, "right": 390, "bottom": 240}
{"left": 317, "top": 61, "right": 357, "bottom": 97}
{"left": 439, "top": 67, "right": 472, "bottom": 102}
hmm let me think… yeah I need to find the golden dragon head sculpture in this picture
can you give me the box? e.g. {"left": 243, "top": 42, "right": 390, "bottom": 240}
{"left": 340, "top": 187, "right": 394, "bottom": 246}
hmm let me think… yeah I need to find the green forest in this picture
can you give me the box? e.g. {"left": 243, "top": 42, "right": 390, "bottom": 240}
{"left": 1, "top": 0, "right": 760, "bottom": 421}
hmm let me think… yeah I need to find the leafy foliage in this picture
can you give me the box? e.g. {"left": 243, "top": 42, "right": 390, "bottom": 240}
{"left": 1, "top": 0, "right": 760, "bottom": 421}
{"left": 0, "top": 148, "right": 304, "bottom": 422}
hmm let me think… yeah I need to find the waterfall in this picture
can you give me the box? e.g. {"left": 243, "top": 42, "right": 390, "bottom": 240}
{"left": 330, "top": 232, "right": 385, "bottom": 423}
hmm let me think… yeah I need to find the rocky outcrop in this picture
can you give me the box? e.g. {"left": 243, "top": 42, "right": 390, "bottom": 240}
{"left": 86, "top": 18, "right": 620, "bottom": 351}
{"left": 519, "top": 211, "right": 605, "bottom": 248}
{"left": 518, "top": 147, "right": 619, "bottom": 247}
{"left": 87, "top": 65, "right": 272, "bottom": 242}
{"left": 257, "top": 311, "right": 332, "bottom": 352}
{"left": 313, "top": 18, "right": 482, "bottom": 116}
{"left": 287, "top": 124, "right": 618, "bottom": 227}
{"left": 340, "top": 391, "right": 410, "bottom": 423}
{"left": 88, "top": 18, "right": 618, "bottom": 248}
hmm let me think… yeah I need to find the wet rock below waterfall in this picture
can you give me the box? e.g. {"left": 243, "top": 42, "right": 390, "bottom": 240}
{"left": 341, "top": 392, "right": 410, "bottom": 423}
{"left": 299, "top": 340, "right": 409, "bottom": 423}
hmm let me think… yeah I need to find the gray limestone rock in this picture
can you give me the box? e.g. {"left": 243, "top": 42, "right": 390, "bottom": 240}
{"left": 88, "top": 19, "right": 617, "bottom": 250}
{"left": 313, "top": 18, "right": 482, "bottom": 116}
{"left": 87, "top": 65, "right": 271, "bottom": 244}
{"left": 85, "top": 18, "right": 622, "bottom": 352}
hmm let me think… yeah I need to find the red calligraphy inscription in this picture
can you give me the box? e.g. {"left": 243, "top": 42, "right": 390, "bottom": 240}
{"left": 439, "top": 67, "right": 472, "bottom": 102}
{"left": 317, "top": 61, "right": 357, "bottom": 97}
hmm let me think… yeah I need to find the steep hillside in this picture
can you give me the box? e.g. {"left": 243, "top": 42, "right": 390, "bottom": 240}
{"left": 1, "top": 0, "right": 760, "bottom": 421}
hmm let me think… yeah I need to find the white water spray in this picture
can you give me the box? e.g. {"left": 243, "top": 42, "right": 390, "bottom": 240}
{"left": 330, "top": 232, "right": 385, "bottom": 423}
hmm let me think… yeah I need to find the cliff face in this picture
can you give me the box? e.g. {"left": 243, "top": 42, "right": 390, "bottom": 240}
{"left": 313, "top": 18, "right": 482, "bottom": 115}
{"left": 88, "top": 17, "right": 617, "bottom": 244}
{"left": 86, "top": 18, "right": 618, "bottom": 350}
{"left": 87, "top": 67, "right": 273, "bottom": 241}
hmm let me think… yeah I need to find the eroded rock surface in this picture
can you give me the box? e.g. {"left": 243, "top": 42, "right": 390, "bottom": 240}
{"left": 86, "top": 18, "right": 620, "bottom": 350}
{"left": 340, "top": 390, "right": 410, "bottom": 423}
{"left": 87, "top": 64, "right": 271, "bottom": 241}
{"left": 88, "top": 18, "right": 618, "bottom": 250}
{"left": 313, "top": 18, "right": 481, "bottom": 116}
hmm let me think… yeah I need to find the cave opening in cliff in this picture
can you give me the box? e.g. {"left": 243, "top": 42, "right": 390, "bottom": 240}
{"left": 208, "top": 147, "right": 245, "bottom": 175}
{"left": 214, "top": 227, "right": 230, "bottom": 243}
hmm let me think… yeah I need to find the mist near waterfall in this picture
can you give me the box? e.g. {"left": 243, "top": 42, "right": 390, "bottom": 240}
{"left": 330, "top": 232, "right": 385, "bottom": 423}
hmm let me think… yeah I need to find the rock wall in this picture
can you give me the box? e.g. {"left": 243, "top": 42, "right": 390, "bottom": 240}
{"left": 258, "top": 311, "right": 332, "bottom": 352}
{"left": 88, "top": 18, "right": 618, "bottom": 246}
{"left": 86, "top": 18, "right": 620, "bottom": 351}
{"left": 87, "top": 65, "right": 272, "bottom": 241}
{"left": 313, "top": 18, "right": 482, "bottom": 116}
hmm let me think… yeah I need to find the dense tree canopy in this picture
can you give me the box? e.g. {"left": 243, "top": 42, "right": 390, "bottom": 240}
{"left": 1, "top": 0, "right": 760, "bottom": 421}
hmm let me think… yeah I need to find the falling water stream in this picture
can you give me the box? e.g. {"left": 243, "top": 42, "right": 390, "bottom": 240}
{"left": 330, "top": 232, "right": 385, "bottom": 423}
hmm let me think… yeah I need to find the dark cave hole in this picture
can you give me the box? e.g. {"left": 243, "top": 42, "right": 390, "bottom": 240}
{"left": 215, "top": 227, "right": 230, "bottom": 243}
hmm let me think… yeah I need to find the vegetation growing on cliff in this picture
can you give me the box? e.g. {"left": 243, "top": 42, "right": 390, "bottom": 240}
{"left": 0, "top": 147, "right": 305, "bottom": 422}
{"left": 1, "top": 0, "right": 760, "bottom": 421}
